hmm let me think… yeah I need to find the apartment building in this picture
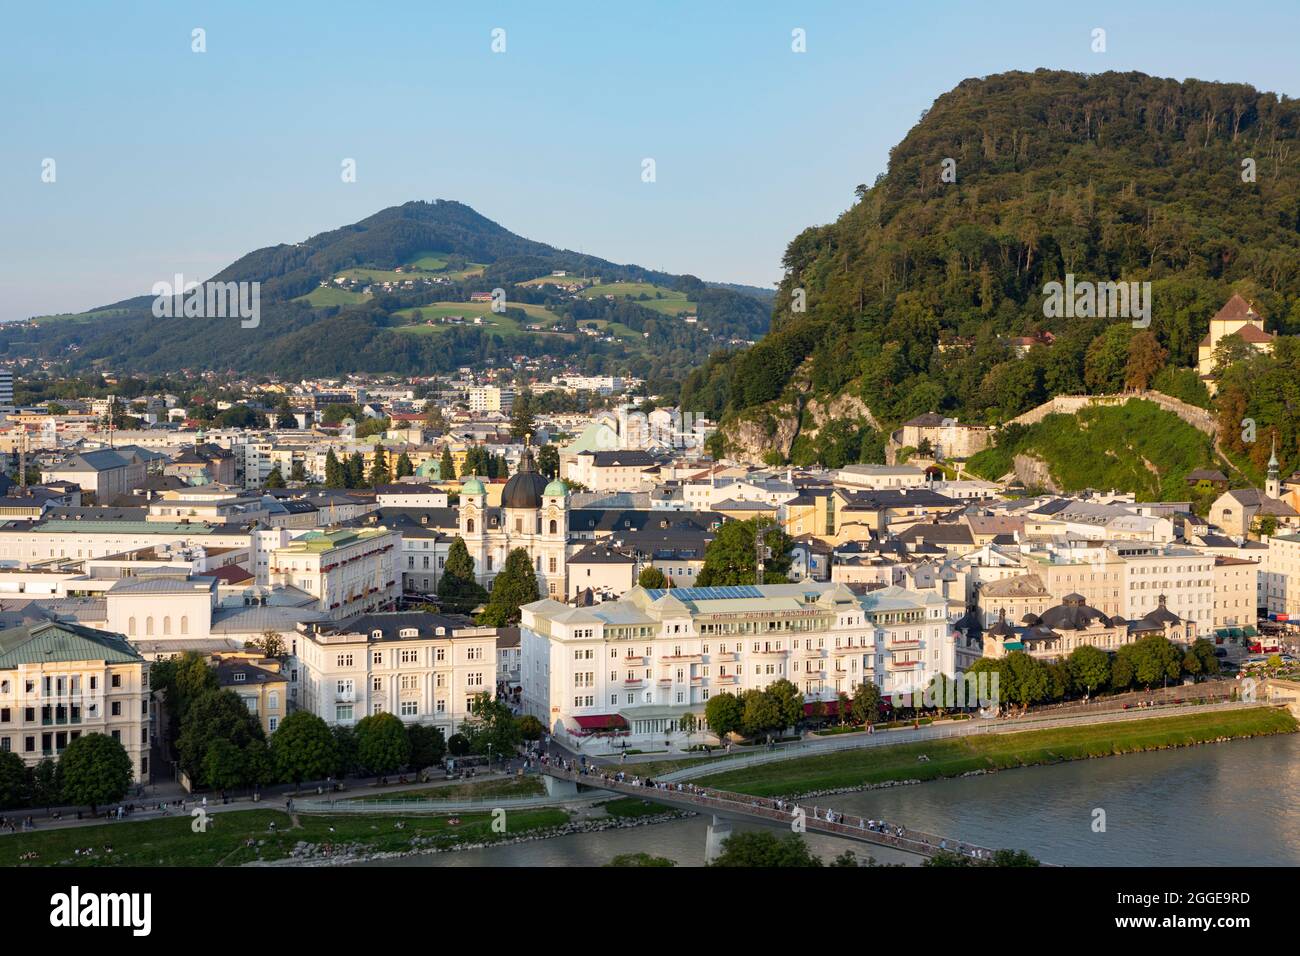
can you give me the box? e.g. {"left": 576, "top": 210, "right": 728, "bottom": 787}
{"left": 1212, "top": 556, "right": 1260, "bottom": 631}
{"left": 520, "top": 581, "right": 967, "bottom": 744}
{"left": 268, "top": 527, "right": 399, "bottom": 620}
{"left": 0, "top": 620, "right": 150, "bottom": 781}
{"left": 294, "top": 613, "right": 497, "bottom": 739}
{"left": 1262, "top": 532, "right": 1300, "bottom": 620}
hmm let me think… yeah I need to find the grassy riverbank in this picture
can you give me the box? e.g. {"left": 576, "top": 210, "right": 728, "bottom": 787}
{"left": 0, "top": 807, "right": 570, "bottom": 867}
{"left": 694, "top": 707, "right": 1297, "bottom": 797}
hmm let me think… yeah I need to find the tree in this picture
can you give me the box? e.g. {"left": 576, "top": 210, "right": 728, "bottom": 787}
{"left": 439, "top": 446, "right": 456, "bottom": 481}
{"left": 516, "top": 714, "right": 546, "bottom": 741}
{"left": 1130, "top": 634, "right": 1183, "bottom": 688}
{"left": 29, "top": 758, "right": 61, "bottom": 810}
{"left": 345, "top": 452, "right": 365, "bottom": 488}
{"left": 248, "top": 630, "right": 287, "bottom": 659}
{"left": 509, "top": 389, "right": 536, "bottom": 440}
{"left": 203, "top": 739, "right": 247, "bottom": 792}
{"left": 637, "top": 566, "right": 667, "bottom": 589}
{"left": 479, "top": 547, "right": 539, "bottom": 626}
{"left": 1068, "top": 644, "right": 1110, "bottom": 698}
{"left": 290, "top": 460, "right": 307, "bottom": 482}
{"left": 766, "top": 678, "right": 804, "bottom": 730}
{"left": 395, "top": 452, "right": 414, "bottom": 478}
{"left": 740, "top": 689, "right": 783, "bottom": 738}
{"left": 1189, "top": 638, "right": 1220, "bottom": 676}
{"left": 447, "top": 733, "right": 472, "bottom": 757}
{"left": 438, "top": 537, "right": 488, "bottom": 614}
{"left": 243, "top": 738, "right": 274, "bottom": 789}
{"left": 324, "top": 449, "right": 345, "bottom": 488}
{"left": 696, "top": 518, "right": 793, "bottom": 587}
{"left": 462, "top": 692, "right": 522, "bottom": 758}
{"left": 176, "top": 689, "right": 265, "bottom": 784}
{"left": 0, "top": 751, "right": 29, "bottom": 809}
{"left": 60, "top": 733, "right": 133, "bottom": 813}
{"left": 276, "top": 410, "right": 298, "bottom": 429}
{"left": 331, "top": 725, "right": 360, "bottom": 778}
{"left": 537, "top": 444, "right": 560, "bottom": 479}
{"left": 704, "top": 692, "right": 743, "bottom": 741}
{"left": 406, "top": 724, "right": 447, "bottom": 770}
{"left": 1005, "top": 652, "right": 1050, "bottom": 710}
{"left": 1124, "top": 331, "right": 1168, "bottom": 390}
{"left": 368, "top": 446, "right": 389, "bottom": 486}
{"left": 710, "top": 831, "right": 822, "bottom": 867}
{"left": 264, "top": 464, "right": 286, "bottom": 489}
{"left": 355, "top": 712, "right": 410, "bottom": 775}
{"left": 851, "top": 681, "right": 883, "bottom": 725}
{"left": 271, "top": 711, "right": 337, "bottom": 786}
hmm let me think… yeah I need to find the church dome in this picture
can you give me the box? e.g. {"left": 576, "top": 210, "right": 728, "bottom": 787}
{"left": 501, "top": 447, "right": 547, "bottom": 510}
{"left": 544, "top": 478, "right": 568, "bottom": 498}
{"left": 460, "top": 476, "right": 486, "bottom": 496}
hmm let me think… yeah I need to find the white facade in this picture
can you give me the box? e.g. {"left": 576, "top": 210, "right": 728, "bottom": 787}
{"left": 520, "top": 582, "right": 963, "bottom": 743}
{"left": 295, "top": 617, "right": 497, "bottom": 739}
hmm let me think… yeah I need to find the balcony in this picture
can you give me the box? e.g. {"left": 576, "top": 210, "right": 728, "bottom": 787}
{"left": 623, "top": 678, "right": 644, "bottom": 687}
{"left": 885, "top": 659, "right": 921, "bottom": 672}
{"left": 715, "top": 674, "right": 737, "bottom": 685}
{"left": 711, "top": 652, "right": 738, "bottom": 663}
{"left": 886, "top": 638, "right": 922, "bottom": 651}
{"left": 751, "top": 647, "right": 789, "bottom": 657}
{"left": 661, "top": 653, "right": 702, "bottom": 664}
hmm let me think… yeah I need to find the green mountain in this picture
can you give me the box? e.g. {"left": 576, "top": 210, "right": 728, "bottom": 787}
{"left": 684, "top": 69, "right": 1300, "bottom": 470}
{"left": 2, "top": 200, "right": 771, "bottom": 386}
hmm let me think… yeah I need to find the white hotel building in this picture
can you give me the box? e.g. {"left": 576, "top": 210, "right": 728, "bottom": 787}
{"left": 520, "top": 582, "right": 968, "bottom": 743}
{"left": 294, "top": 612, "right": 497, "bottom": 738}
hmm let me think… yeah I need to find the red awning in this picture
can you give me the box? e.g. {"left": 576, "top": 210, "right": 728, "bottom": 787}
{"left": 572, "top": 714, "right": 628, "bottom": 730}
{"left": 803, "top": 701, "right": 841, "bottom": 716}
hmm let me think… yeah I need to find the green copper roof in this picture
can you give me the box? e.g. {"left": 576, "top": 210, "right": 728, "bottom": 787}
{"left": 460, "top": 477, "right": 486, "bottom": 495}
{"left": 0, "top": 621, "right": 141, "bottom": 668}
{"left": 544, "top": 478, "right": 568, "bottom": 497}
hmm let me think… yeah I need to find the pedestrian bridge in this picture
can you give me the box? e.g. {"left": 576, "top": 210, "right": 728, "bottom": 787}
{"left": 540, "top": 766, "right": 999, "bottom": 863}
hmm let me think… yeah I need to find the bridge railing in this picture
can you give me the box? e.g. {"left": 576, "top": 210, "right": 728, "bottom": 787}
{"left": 543, "top": 767, "right": 993, "bottom": 860}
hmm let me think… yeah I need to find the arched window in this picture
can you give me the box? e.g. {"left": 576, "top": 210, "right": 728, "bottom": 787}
{"left": 180, "top": 616, "right": 188, "bottom": 635}
{"left": 467, "top": 518, "right": 475, "bottom": 533}
{"left": 145, "top": 616, "right": 154, "bottom": 636}
{"left": 549, "top": 519, "right": 557, "bottom": 534}
{"left": 128, "top": 616, "right": 136, "bottom": 636}
{"left": 163, "top": 616, "right": 171, "bottom": 635}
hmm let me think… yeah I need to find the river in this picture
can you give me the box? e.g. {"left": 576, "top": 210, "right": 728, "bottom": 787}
{"left": 360, "top": 733, "right": 1300, "bottom": 867}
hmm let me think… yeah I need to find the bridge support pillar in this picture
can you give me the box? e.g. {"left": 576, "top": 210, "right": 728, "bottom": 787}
{"left": 704, "top": 815, "right": 732, "bottom": 864}
{"left": 543, "top": 775, "right": 579, "bottom": 799}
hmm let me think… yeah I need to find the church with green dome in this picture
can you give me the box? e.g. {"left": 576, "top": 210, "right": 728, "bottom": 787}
{"left": 457, "top": 448, "right": 569, "bottom": 597}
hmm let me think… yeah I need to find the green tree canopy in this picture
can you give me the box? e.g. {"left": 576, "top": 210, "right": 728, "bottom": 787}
{"left": 60, "top": 733, "right": 133, "bottom": 812}
{"left": 271, "top": 711, "right": 338, "bottom": 785}
{"left": 355, "top": 712, "right": 411, "bottom": 775}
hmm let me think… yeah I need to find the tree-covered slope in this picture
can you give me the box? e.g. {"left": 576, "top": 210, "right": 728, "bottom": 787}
{"left": 684, "top": 69, "right": 1300, "bottom": 464}
{"left": 2, "top": 200, "right": 771, "bottom": 385}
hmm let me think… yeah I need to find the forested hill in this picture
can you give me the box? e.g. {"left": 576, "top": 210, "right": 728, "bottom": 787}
{"left": 2, "top": 200, "right": 772, "bottom": 387}
{"left": 684, "top": 70, "right": 1300, "bottom": 468}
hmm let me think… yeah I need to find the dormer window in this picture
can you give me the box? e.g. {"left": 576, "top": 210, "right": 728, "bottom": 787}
{"left": 233, "top": 672, "right": 246, "bottom": 682}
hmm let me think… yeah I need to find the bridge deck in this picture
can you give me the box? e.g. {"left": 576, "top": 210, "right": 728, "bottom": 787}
{"left": 542, "top": 766, "right": 994, "bottom": 861}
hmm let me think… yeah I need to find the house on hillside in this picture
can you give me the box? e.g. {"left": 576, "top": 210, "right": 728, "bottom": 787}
{"left": 1198, "top": 294, "right": 1275, "bottom": 394}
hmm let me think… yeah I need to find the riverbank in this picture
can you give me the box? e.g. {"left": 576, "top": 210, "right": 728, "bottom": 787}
{"left": 0, "top": 797, "right": 691, "bottom": 867}
{"left": 693, "top": 707, "right": 1298, "bottom": 798}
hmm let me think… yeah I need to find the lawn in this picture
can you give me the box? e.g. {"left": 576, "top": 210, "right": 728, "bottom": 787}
{"left": 582, "top": 281, "right": 695, "bottom": 316}
{"left": 294, "top": 286, "right": 372, "bottom": 307}
{"left": 348, "top": 775, "right": 545, "bottom": 803}
{"left": 0, "top": 806, "right": 570, "bottom": 867}
{"left": 601, "top": 798, "right": 669, "bottom": 819}
{"left": 693, "top": 708, "right": 1297, "bottom": 797}
{"left": 390, "top": 301, "right": 568, "bottom": 338}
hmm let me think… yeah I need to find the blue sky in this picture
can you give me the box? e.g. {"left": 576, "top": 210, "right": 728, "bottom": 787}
{"left": 3, "top": 0, "right": 1299, "bottom": 321}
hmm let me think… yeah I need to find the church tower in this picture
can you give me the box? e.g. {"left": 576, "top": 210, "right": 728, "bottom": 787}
{"left": 1267, "top": 436, "right": 1281, "bottom": 500}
